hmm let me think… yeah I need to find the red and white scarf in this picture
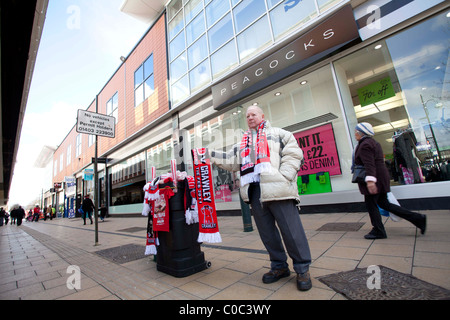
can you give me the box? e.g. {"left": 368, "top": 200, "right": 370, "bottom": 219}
{"left": 240, "top": 120, "right": 271, "bottom": 186}
{"left": 192, "top": 148, "right": 222, "bottom": 243}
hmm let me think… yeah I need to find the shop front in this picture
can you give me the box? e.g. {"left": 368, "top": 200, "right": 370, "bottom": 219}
{"left": 100, "top": 1, "right": 449, "bottom": 215}
{"left": 176, "top": 4, "right": 450, "bottom": 213}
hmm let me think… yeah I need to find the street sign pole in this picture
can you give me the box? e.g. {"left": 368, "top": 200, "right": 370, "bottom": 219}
{"left": 94, "top": 95, "right": 99, "bottom": 246}
{"left": 76, "top": 101, "right": 115, "bottom": 247}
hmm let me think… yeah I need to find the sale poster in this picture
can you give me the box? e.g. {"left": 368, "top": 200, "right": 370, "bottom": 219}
{"left": 294, "top": 123, "right": 341, "bottom": 176}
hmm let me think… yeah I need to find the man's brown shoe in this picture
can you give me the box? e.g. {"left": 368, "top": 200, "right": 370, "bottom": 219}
{"left": 297, "top": 272, "right": 312, "bottom": 291}
{"left": 262, "top": 268, "right": 290, "bottom": 284}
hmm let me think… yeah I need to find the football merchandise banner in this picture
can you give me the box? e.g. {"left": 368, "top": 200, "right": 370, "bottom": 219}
{"left": 192, "top": 148, "right": 222, "bottom": 243}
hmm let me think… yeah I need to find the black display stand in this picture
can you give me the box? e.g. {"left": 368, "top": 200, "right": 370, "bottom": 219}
{"left": 156, "top": 182, "right": 208, "bottom": 277}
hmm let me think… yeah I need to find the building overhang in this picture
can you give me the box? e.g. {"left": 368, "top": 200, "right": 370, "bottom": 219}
{"left": 120, "top": 0, "right": 166, "bottom": 24}
{"left": 1, "top": 0, "right": 48, "bottom": 206}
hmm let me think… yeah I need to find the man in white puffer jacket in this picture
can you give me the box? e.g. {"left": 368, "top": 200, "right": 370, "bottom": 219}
{"left": 211, "top": 106, "right": 312, "bottom": 291}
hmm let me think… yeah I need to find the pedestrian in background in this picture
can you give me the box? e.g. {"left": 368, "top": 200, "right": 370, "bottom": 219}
{"left": 10, "top": 207, "right": 17, "bottom": 225}
{"left": 81, "top": 195, "right": 94, "bottom": 225}
{"left": 353, "top": 122, "right": 427, "bottom": 239}
{"left": 16, "top": 206, "right": 26, "bottom": 226}
{"left": 32, "top": 204, "right": 40, "bottom": 222}
{"left": 0, "top": 207, "right": 5, "bottom": 226}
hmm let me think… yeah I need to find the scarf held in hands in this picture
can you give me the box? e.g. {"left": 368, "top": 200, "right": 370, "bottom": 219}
{"left": 240, "top": 120, "right": 271, "bottom": 186}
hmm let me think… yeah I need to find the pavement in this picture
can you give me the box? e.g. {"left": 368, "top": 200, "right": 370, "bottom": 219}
{"left": 1, "top": 209, "right": 449, "bottom": 301}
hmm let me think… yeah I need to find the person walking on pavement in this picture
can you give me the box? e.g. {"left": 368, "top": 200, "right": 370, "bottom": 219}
{"left": 16, "top": 206, "right": 26, "bottom": 226}
{"left": 10, "top": 207, "right": 16, "bottom": 225}
{"left": 210, "top": 105, "right": 312, "bottom": 291}
{"left": 0, "top": 207, "right": 6, "bottom": 226}
{"left": 81, "top": 195, "right": 95, "bottom": 225}
{"left": 10, "top": 205, "right": 25, "bottom": 226}
{"left": 32, "top": 204, "right": 40, "bottom": 222}
{"left": 353, "top": 122, "right": 427, "bottom": 239}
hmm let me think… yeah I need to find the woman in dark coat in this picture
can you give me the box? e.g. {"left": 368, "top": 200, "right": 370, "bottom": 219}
{"left": 353, "top": 122, "right": 426, "bottom": 239}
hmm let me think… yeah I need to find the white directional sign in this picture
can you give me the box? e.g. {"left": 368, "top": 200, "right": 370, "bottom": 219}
{"left": 76, "top": 110, "right": 115, "bottom": 138}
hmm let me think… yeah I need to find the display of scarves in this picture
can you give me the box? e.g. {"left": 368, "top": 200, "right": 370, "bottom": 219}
{"left": 153, "top": 186, "right": 175, "bottom": 232}
{"left": 184, "top": 175, "right": 198, "bottom": 225}
{"left": 192, "top": 148, "right": 222, "bottom": 243}
{"left": 143, "top": 168, "right": 158, "bottom": 255}
{"left": 239, "top": 120, "right": 271, "bottom": 187}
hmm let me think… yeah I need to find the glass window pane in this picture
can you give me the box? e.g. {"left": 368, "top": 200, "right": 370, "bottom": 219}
{"left": 113, "top": 92, "right": 118, "bottom": 110}
{"left": 188, "top": 35, "right": 208, "bottom": 69}
{"left": 205, "top": 0, "right": 230, "bottom": 28}
{"left": 270, "top": 0, "right": 317, "bottom": 41}
{"left": 233, "top": 0, "right": 266, "bottom": 34}
{"left": 185, "top": 0, "right": 203, "bottom": 23}
{"left": 211, "top": 40, "right": 238, "bottom": 79}
{"left": 317, "top": 0, "right": 342, "bottom": 13}
{"left": 135, "top": 84, "right": 144, "bottom": 107}
{"left": 208, "top": 13, "right": 233, "bottom": 53}
{"left": 144, "top": 75, "right": 154, "bottom": 99}
{"left": 170, "top": 53, "right": 188, "bottom": 82}
{"left": 106, "top": 99, "right": 112, "bottom": 115}
{"left": 168, "top": 0, "right": 183, "bottom": 21}
{"left": 190, "top": 59, "right": 211, "bottom": 92}
{"left": 186, "top": 12, "right": 205, "bottom": 46}
{"left": 266, "top": 0, "right": 282, "bottom": 9}
{"left": 169, "top": 30, "right": 186, "bottom": 61}
{"left": 172, "top": 75, "right": 190, "bottom": 105}
{"left": 168, "top": 10, "right": 184, "bottom": 41}
{"left": 237, "top": 15, "right": 271, "bottom": 62}
{"left": 386, "top": 12, "right": 449, "bottom": 167}
{"left": 134, "top": 66, "right": 143, "bottom": 89}
{"left": 231, "top": 0, "right": 240, "bottom": 7}
{"left": 144, "top": 55, "right": 153, "bottom": 79}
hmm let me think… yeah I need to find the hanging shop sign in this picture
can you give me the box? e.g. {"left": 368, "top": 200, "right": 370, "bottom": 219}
{"left": 294, "top": 123, "right": 341, "bottom": 176}
{"left": 83, "top": 168, "right": 94, "bottom": 181}
{"left": 76, "top": 109, "right": 115, "bottom": 138}
{"left": 212, "top": 5, "right": 360, "bottom": 110}
{"left": 357, "top": 76, "right": 396, "bottom": 107}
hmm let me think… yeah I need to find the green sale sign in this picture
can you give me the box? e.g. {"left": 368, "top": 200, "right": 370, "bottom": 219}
{"left": 357, "top": 77, "right": 396, "bottom": 107}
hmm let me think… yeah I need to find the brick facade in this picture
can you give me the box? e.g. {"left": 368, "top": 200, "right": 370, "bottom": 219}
{"left": 52, "top": 14, "right": 168, "bottom": 186}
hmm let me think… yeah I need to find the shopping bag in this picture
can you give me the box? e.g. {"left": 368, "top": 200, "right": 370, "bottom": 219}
{"left": 387, "top": 192, "right": 401, "bottom": 222}
{"left": 378, "top": 193, "right": 402, "bottom": 222}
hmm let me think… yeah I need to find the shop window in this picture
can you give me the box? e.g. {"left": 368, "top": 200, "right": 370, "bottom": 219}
{"left": 110, "top": 152, "right": 146, "bottom": 206}
{"left": 146, "top": 138, "right": 175, "bottom": 179}
{"left": 185, "top": 112, "right": 244, "bottom": 203}
{"left": 334, "top": 11, "right": 450, "bottom": 185}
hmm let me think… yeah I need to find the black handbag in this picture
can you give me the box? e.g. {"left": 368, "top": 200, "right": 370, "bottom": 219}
{"left": 352, "top": 165, "right": 366, "bottom": 183}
